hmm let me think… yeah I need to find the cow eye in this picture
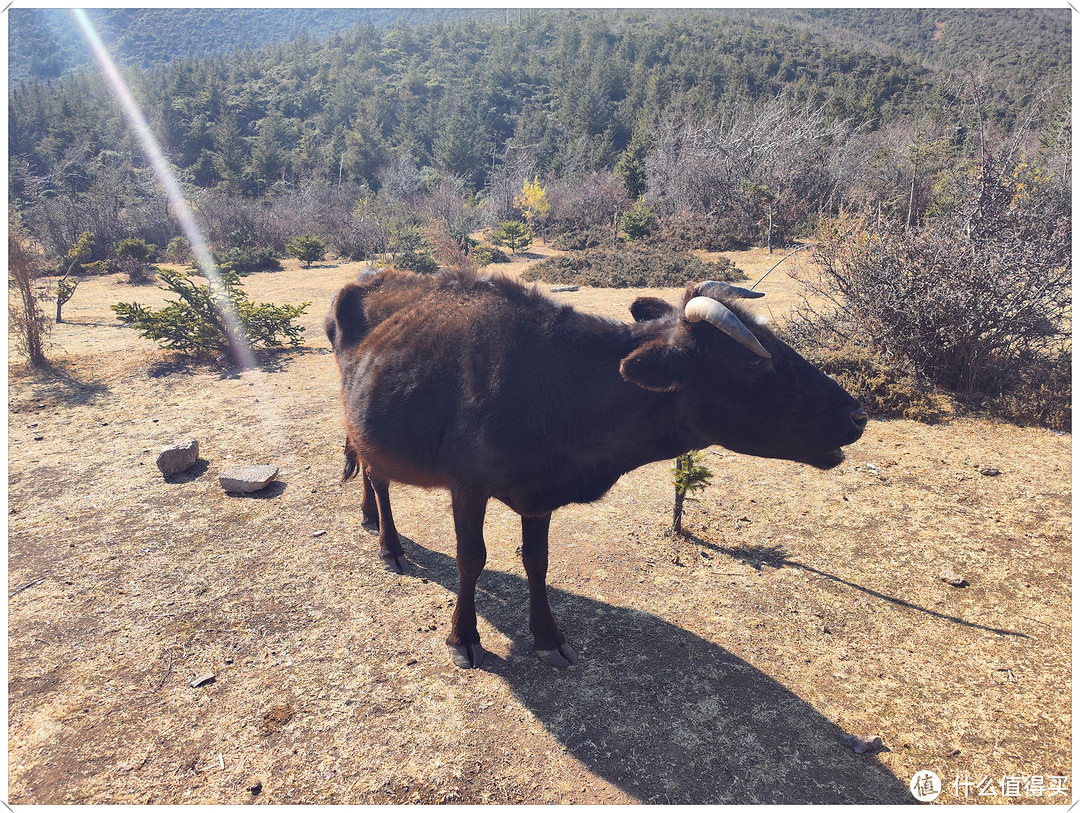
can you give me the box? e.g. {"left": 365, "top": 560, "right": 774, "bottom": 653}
{"left": 746, "top": 356, "right": 769, "bottom": 371}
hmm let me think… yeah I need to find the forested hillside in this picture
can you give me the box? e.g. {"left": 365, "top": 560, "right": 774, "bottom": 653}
{"left": 9, "top": 9, "right": 1068, "bottom": 226}
{"left": 6, "top": 8, "right": 1072, "bottom": 427}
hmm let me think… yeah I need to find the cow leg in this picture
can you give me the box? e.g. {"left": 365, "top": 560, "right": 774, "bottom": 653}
{"left": 522, "top": 514, "right": 578, "bottom": 667}
{"left": 364, "top": 465, "right": 406, "bottom": 574}
{"left": 360, "top": 466, "right": 379, "bottom": 530}
{"left": 446, "top": 489, "right": 487, "bottom": 669}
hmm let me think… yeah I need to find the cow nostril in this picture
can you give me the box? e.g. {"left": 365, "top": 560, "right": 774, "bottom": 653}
{"left": 850, "top": 408, "right": 868, "bottom": 431}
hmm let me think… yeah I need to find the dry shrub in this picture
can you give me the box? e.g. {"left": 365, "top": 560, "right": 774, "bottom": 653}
{"left": 982, "top": 349, "right": 1071, "bottom": 431}
{"left": 421, "top": 221, "right": 476, "bottom": 274}
{"left": 522, "top": 243, "right": 746, "bottom": 289}
{"left": 8, "top": 223, "right": 51, "bottom": 367}
{"left": 792, "top": 145, "right": 1070, "bottom": 429}
{"left": 795, "top": 341, "right": 941, "bottom": 423}
{"left": 657, "top": 210, "right": 747, "bottom": 252}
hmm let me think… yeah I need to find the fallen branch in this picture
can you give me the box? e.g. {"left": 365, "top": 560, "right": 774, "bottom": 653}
{"left": 9, "top": 572, "right": 49, "bottom": 599}
{"left": 155, "top": 652, "right": 174, "bottom": 691}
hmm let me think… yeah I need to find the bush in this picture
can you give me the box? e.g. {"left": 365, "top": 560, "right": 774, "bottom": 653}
{"left": 490, "top": 220, "right": 532, "bottom": 254}
{"left": 286, "top": 234, "right": 327, "bottom": 268}
{"left": 800, "top": 151, "right": 1069, "bottom": 400}
{"left": 983, "top": 350, "right": 1071, "bottom": 431}
{"left": 388, "top": 227, "right": 440, "bottom": 274}
{"left": 115, "top": 237, "right": 158, "bottom": 285}
{"left": 164, "top": 236, "right": 192, "bottom": 264}
{"left": 115, "top": 237, "right": 156, "bottom": 263}
{"left": 658, "top": 211, "right": 747, "bottom": 252}
{"left": 394, "top": 249, "right": 440, "bottom": 274}
{"left": 793, "top": 340, "right": 941, "bottom": 423}
{"left": 471, "top": 244, "right": 509, "bottom": 266}
{"left": 421, "top": 222, "right": 476, "bottom": 274}
{"left": 522, "top": 243, "right": 747, "bottom": 288}
{"left": 111, "top": 266, "right": 309, "bottom": 362}
{"left": 214, "top": 246, "right": 283, "bottom": 274}
{"left": 620, "top": 199, "right": 658, "bottom": 241}
{"left": 789, "top": 139, "right": 1070, "bottom": 430}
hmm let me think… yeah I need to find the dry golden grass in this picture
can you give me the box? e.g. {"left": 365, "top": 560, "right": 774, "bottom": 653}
{"left": 7, "top": 251, "right": 1071, "bottom": 804}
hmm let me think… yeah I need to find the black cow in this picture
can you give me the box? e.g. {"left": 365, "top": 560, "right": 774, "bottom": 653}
{"left": 326, "top": 268, "right": 866, "bottom": 669}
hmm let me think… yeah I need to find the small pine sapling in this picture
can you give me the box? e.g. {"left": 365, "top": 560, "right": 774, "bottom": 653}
{"left": 672, "top": 451, "right": 714, "bottom": 535}
{"left": 286, "top": 234, "right": 327, "bottom": 268}
{"left": 112, "top": 265, "right": 310, "bottom": 363}
{"left": 57, "top": 231, "right": 95, "bottom": 323}
{"left": 491, "top": 220, "right": 532, "bottom": 255}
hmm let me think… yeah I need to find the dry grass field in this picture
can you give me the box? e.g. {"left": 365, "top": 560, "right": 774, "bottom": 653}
{"left": 7, "top": 247, "right": 1071, "bottom": 804}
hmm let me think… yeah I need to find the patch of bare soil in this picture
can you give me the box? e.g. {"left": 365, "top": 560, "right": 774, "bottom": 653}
{"left": 8, "top": 256, "right": 1070, "bottom": 804}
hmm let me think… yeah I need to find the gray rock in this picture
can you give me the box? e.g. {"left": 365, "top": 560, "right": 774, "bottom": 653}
{"left": 157, "top": 440, "right": 199, "bottom": 476}
{"left": 220, "top": 464, "right": 279, "bottom": 494}
{"left": 841, "top": 733, "right": 883, "bottom": 754}
{"left": 939, "top": 569, "right": 968, "bottom": 587}
{"left": 550, "top": 284, "right": 579, "bottom": 293}
{"left": 980, "top": 467, "right": 1002, "bottom": 477}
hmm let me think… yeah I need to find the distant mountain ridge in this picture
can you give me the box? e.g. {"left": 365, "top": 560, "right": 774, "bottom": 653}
{"left": 8, "top": 8, "right": 477, "bottom": 86}
{"left": 9, "top": 7, "right": 1069, "bottom": 92}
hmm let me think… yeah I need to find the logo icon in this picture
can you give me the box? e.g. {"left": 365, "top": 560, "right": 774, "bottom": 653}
{"left": 910, "top": 770, "right": 942, "bottom": 802}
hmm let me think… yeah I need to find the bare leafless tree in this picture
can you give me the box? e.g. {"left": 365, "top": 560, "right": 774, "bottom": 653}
{"left": 792, "top": 138, "right": 1070, "bottom": 397}
{"left": 9, "top": 222, "right": 51, "bottom": 367}
{"left": 645, "top": 96, "right": 852, "bottom": 246}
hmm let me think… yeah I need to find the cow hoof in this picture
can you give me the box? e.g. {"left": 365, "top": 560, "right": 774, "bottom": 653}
{"left": 379, "top": 552, "right": 408, "bottom": 574}
{"left": 448, "top": 643, "right": 485, "bottom": 669}
{"left": 536, "top": 642, "right": 578, "bottom": 667}
{"left": 361, "top": 516, "right": 379, "bottom": 532}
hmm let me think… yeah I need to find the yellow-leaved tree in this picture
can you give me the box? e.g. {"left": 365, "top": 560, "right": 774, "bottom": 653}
{"left": 514, "top": 176, "right": 550, "bottom": 241}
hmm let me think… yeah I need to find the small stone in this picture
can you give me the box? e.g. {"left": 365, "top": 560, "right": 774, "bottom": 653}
{"left": 980, "top": 467, "right": 1001, "bottom": 477}
{"left": 190, "top": 672, "right": 216, "bottom": 688}
{"left": 157, "top": 440, "right": 200, "bottom": 476}
{"left": 219, "top": 464, "right": 279, "bottom": 494}
{"left": 247, "top": 779, "right": 263, "bottom": 796}
{"left": 313, "top": 530, "right": 327, "bottom": 538}
{"left": 939, "top": 569, "right": 968, "bottom": 587}
{"left": 550, "top": 285, "right": 579, "bottom": 293}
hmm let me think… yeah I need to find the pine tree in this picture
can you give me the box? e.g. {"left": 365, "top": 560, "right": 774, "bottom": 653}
{"left": 490, "top": 220, "right": 532, "bottom": 255}
{"left": 286, "top": 234, "right": 327, "bottom": 268}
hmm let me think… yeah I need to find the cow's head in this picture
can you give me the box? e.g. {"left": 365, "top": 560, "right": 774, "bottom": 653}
{"left": 621, "top": 281, "right": 866, "bottom": 469}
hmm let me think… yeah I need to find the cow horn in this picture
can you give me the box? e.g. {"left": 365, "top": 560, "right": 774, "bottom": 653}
{"left": 698, "top": 280, "right": 765, "bottom": 300}
{"left": 684, "top": 296, "right": 772, "bottom": 359}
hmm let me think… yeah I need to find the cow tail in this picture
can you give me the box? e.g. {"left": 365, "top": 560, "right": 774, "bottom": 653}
{"left": 342, "top": 437, "right": 362, "bottom": 484}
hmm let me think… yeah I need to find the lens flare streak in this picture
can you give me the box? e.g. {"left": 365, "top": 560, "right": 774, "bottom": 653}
{"left": 71, "top": 8, "right": 256, "bottom": 369}
{"left": 71, "top": 10, "right": 304, "bottom": 466}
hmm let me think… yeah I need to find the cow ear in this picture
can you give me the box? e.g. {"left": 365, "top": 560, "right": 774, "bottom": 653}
{"left": 629, "top": 296, "right": 676, "bottom": 323}
{"left": 620, "top": 340, "right": 689, "bottom": 392}
{"left": 325, "top": 283, "right": 367, "bottom": 350}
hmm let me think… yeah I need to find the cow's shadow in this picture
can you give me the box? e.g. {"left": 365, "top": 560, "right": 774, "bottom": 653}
{"left": 395, "top": 537, "right": 912, "bottom": 804}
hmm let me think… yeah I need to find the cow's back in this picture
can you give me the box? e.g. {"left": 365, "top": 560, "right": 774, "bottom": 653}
{"left": 328, "top": 269, "right": 609, "bottom": 492}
